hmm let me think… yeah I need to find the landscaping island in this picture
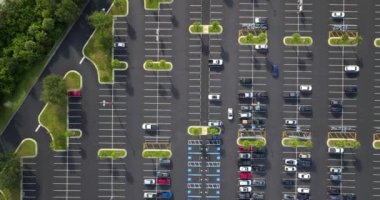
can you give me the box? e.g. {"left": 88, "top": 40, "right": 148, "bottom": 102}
{"left": 238, "top": 33, "right": 267, "bottom": 45}
{"left": 142, "top": 149, "right": 172, "bottom": 158}
{"left": 98, "top": 148, "right": 127, "bottom": 160}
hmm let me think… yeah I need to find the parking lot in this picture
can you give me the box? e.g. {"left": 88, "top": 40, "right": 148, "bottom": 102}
{"left": 21, "top": 158, "right": 37, "bottom": 200}
{"left": 97, "top": 72, "right": 128, "bottom": 199}
{"left": 113, "top": 16, "right": 128, "bottom": 63}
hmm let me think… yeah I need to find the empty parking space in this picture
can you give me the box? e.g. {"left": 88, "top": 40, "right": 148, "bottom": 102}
{"left": 22, "top": 159, "right": 37, "bottom": 200}
{"left": 97, "top": 72, "right": 128, "bottom": 199}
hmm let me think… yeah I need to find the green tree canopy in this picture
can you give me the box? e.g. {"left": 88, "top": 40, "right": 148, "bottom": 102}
{"left": 0, "top": 152, "right": 20, "bottom": 189}
{"left": 88, "top": 11, "right": 113, "bottom": 30}
{"left": 41, "top": 75, "right": 67, "bottom": 105}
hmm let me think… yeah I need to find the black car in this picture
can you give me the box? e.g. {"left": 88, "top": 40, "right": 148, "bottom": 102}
{"left": 282, "top": 179, "right": 295, "bottom": 187}
{"left": 238, "top": 159, "right": 252, "bottom": 166}
{"left": 330, "top": 106, "right": 342, "bottom": 113}
{"left": 328, "top": 186, "right": 340, "bottom": 195}
{"left": 256, "top": 92, "right": 268, "bottom": 100}
{"left": 238, "top": 192, "right": 251, "bottom": 199}
{"left": 240, "top": 78, "right": 253, "bottom": 85}
{"left": 251, "top": 153, "right": 265, "bottom": 158}
{"left": 252, "top": 164, "right": 266, "bottom": 172}
{"left": 298, "top": 105, "right": 312, "bottom": 113}
{"left": 252, "top": 119, "right": 265, "bottom": 125}
{"left": 297, "top": 160, "right": 312, "bottom": 169}
{"left": 344, "top": 86, "right": 357, "bottom": 94}
{"left": 329, "top": 195, "right": 341, "bottom": 200}
{"left": 241, "top": 105, "right": 253, "bottom": 111}
{"left": 252, "top": 179, "right": 266, "bottom": 187}
{"left": 330, "top": 100, "right": 343, "bottom": 107}
{"left": 297, "top": 193, "right": 310, "bottom": 200}
{"left": 342, "top": 193, "right": 356, "bottom": 200}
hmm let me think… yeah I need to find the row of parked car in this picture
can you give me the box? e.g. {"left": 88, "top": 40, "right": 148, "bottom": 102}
{"left": 238, "top": 146, "right": 267, "bottom": 200}
{"left": 143, "top": 159, "right": 173, "bottom": 199}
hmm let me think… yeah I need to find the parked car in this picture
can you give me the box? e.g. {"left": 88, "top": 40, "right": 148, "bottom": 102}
{"left": 144, "top": 179, "right": 156, "bottom": 185}
{"left": 254, "top": 44, "right": 268, "bottom": 51}
{"left": 285, "top": 159, "right": 297, "bottom": 166}
{"left": 157, "top": 178, "right": 171, "bottom": 185}
{"left": 329, "top": 195, "right": 341, "bottom": 200}
{"left": 299, "top": 153, "right": 311, "bottom": 159}
{"left": 342, "top": 193, "right": 356, "bottom": 200}
{"left": 283, "top": 193, "right": 296, "bottom": 199}
{"left": 208, "top": 120, "right": 222, "bottom": 127}
{"left": 239, "top": 112, "right": 252, "bottom": 119}
{"left": 239, "top": 153, "right": 251, "bottom": 160}
{"left": 283, "top": 91, "right": 300, "bottom": 99}
{"left": 299, "top": 85, "right": 312, "bottom": 92}
{"left": 330, "top": 167, "right": 342, "bottom": 174}
{"left": 159, "top": 159, "right": 171, "bottom": 167}
{"left": 156, "top": 171, "right": 170, "bottom": 178}
{"left": 114, "top": 42, "right": 126, "bottom": 48}
{"left": 67, "top": 90, "right": 81, "bottom": 96}
{"left": 297, "top": 160, "right": 312, "bottom": 169}
{"left": 238, "top": 192, "right": 251, "bottom": 199}
{"left": 241, "top": 105, "right": 253, "bottom": 111}
{"left": 239, "top": 172, "right": 252, "bottom": 179}
{"left": 239, "top": 180, "right": 252, "bottom": 186}
{"left": 208, "top": 94, "right": 221, "bottom": 101}
{"left": 285, "top": 120, "right": 297, "bottom": 126}
{"left": 344, "top": 65, "right": 359, "bottom": 73}
{"left": 239, "top": 166, "right": 252, "bottom": 172}
{"left": 252, "top": 179, "right": 266, "bottom": 187}
{"left": 272, "top": 64, "right": 279, "bottom": 78}
{"left": 144, "top": 192, "right": 157, "bottom": 199}
{"left": 238, "top": 159, "right": 252, "bottom": 166}
{"left": 239, "top": 186, "right": 252, "bottom": 192}
{"left": 208, "top": 59, "right": 223, "bottom": 66}
{"left": 328, "top": 147, "right": 344, "bottom": 154}
{"left": 254, "top": 17, "right": 268, "bottom": 24}
{"left": 332, "top": 11, "right": 345, "bottom": 19}
{"left": 284, "top": 166, "right": 297, "bottom": 172}
{"left": 142, "top": 123, "right": 159, "bottom": 130}
{"left": 298, "top": 105, "right": 312, "bottom": 113}
{"left": 298, "top": 172, "right": 311, "bottom": 180}
{"left": 252, "top": 164, "right": 266, "bottom": 173}
{"left": 344, "top": 86, "right": 357, "bottom": 94}
{"left": 256, "top": 92, "right": 268, "bottom": 100}
{"left": 297, "top": 187, "right": 310, "bottom": 194}
{"left": 330, "top": 174, "right": 342, "bottom": 181}
{"left": 157, "top": 191, "right": 172, "bottom": 199}
{"left": 240, "top": 78, "right": 253, "bottom": 85}
{"left": 252, "top": 192, "right": 265, "bottom": 200}
{"left": 282, "top": 179, "right": 295, "bottom": 187}
{"left": 227, "top": 108, "right": 233, "bottom": 120}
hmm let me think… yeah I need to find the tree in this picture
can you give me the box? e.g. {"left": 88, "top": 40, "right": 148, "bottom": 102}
{"left": 255, "top": 139, "right": 266, "bottom": 149}
{"left": 159, "top": 59, "right": 166, "bottom": 68}
{"left": 341, "top": 32, "right": 349, "bottom": 42}
{"left": 351, "top": 140, "right": 361, "bottom": 149}
{"left": 191, "top": 21, "right": 202, "bottom": 32}
{"left": 88, "top": 11, "right": 113, "bottom": 30}
{"left": 210, "top": 20, "right": 221, "bottom": 32}
{"left": 242, "top": 139, "right": 253, "bottom": 148}
{"left": 292, "top": 33, "right": 301, "bottom": 42}
{"left": 246, "top": 33, "right": 255, "bottom": 43}
{"left": 113, "top": 0, "right": 123, "bottom": 9}
{"left": 55, "top": 0, "right": 79, "bottom": 24}
{"left": 42, "top": 18, "right": 55, "bottom": 32}
{"left": 0, "top": 153, "right": 20, "bottom": 189}
{"left": 41, "top": 75, "right": 67, "bottom": 105}
{"left": 145, "top": 59, "right": 154, "bottom": 69}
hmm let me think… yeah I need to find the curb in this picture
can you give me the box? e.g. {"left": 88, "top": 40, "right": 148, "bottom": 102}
{"left": 238, "top": 36, "right": 268, "bottom": 46}
{"left": 143, "top": 61, "right": 173, "bottom": 71}
{"left": 142, "top": 149, "right": 172, "bottom": 159}
{"left": 97, "top": 148, "right": 127, "bottom": 159}
{"left": 15, "top": 138, "right": 38, "bottom": 158}
{"left": 237, "top": 137, "right": 267, "bottom": 147}
{"left": 283, "top": 36, "right": 313, "bottom": 46}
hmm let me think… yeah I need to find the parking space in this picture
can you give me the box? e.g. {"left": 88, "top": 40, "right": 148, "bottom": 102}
{"left": 51, "top": 140, "right": 82, "bottom": 199}
{"left": 144, "top": 5, "right": 173, "bottom": 60}
{"left": 113, "top": 16, "right": 128, "bottom": 62}
{"left": 187, "top": 139, "right": 221, "bottom": 199}
{"left": 22, "top": 159, "right": 37, "bottom": 199}
{"left": 208, "top": 0, "right": 224, "bottom": 121}
{"left": 97, "top": 72, "right": 128, "bottom": 199}
{"left": 68, "top": 95, "right": 82, "bottom": 130}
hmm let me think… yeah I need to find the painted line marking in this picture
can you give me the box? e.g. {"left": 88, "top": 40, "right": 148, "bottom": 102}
{"left": 35, "top": 124, "right": 41, "bottom": 132}
{"left": 79, "top": 57, "right": 85, "bottom": 65}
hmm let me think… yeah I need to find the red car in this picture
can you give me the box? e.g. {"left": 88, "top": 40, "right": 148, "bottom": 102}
{"left": 157, "top": 178, "right": 171, "bottom": 185}
{"left": 239, "top": 146, "right": 253, "bottom": 152}
{"left": 67, "top": 90, "right": 81, "bottom": 97}
{"left": 239, "top": 172, "right": 252, "bottom": 179}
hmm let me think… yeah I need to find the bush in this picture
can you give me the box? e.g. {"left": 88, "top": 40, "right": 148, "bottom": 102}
{"left": 209, "top": 21, "right": 221, "bottom": 33}
{"left": 239, "top": 138, "right": 266, "bottom": 148}
{"left": 98, "top": 149, "right": 126, "bottom": 160}
{"left": 142, "top": 150, "right": 171, "bottom": 158}
{"left": 190, "top": 21, "right": 203, "bottom": 33}
{"left": 189, "top": 127, "right": 202, "bottom": 135}
{"left": 207, "top": 127, "right": 221, "bottom": 135}
{"left": 41, "top": 75, "right": 67, "bottom": 105}
{"left": 240, "top": 33, "right": 267, "bottom": 45}
{"left": 329, "top": 139, "right": 361, "bottom": 149}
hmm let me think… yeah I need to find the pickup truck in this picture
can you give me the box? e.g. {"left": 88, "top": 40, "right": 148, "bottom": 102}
{"left": 208, "top": 59, "right": 223, "bottom": 66}
{"left": 238, "top": 92, "right": 255, "bottom": 99}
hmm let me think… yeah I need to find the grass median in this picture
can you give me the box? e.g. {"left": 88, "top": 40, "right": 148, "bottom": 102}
{"left": 239, "top": 33, "right": 267, "bottom": 45}
{"left": 144, "top": 0, "right": 173, "bottom": 10}
{"left": 39, "top": 71, "right": 82, "bottom": 151}
{"left": 142, "top": 149, "right": 172, "bottom": 158}
{"left": 0, "top": 139, "right": 37, "bottom": 200}
{"left": 84, "top": 0, "right": 128, "bottom": 83}
{"left": 98, "top": 148, "right": 127, "bottom": 160}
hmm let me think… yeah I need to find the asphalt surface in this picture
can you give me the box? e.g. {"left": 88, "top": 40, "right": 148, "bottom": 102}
{"left": 1, "top": 0, "right": 380, "bottom": 199}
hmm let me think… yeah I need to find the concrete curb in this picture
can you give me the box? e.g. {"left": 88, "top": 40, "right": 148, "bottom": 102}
{"left": 283, "top": 36, "right": 313, "bottom": 46}
{"left": 15, "top": 138, "right": 38, "bottom": 158}
{"left": 97, "top": 148, "right": 127, "bottom": 159}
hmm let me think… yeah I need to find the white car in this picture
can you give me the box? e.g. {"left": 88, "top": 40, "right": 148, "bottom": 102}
{"left": 254, "top": 44, "right": 268, "bottom": 50}
{"left": 208, "top": 120, "right": 223, "bottom": 127}
{"left": 114, "top": 42, "right": 126, "bottom": 48}
{"left": 285, "top": 159, "right": 297, "bottom": 166}
{"left": 297, "top": 187, "right": 310, "bottom": 194}
{"left": 142, "top": 123, "right": 159, "bottom": 130}
{"left": 328, "top": 147, "right": 344, "bottom": 154}
{"left": 144, "top": 179, "right": 155, "bottom": 185}
{"left": 208, "top": 94, "right": 221, "bottom": 101}
{"left": 239, "top": 112, "right": 252, "bottom": 118}
{"left": 239, "top": 166, "right": 252, "bottom": 172}
{"left": 298, "top": 172, "right": 311, "bottom": 180}
{"left": 344, "top": 65, "right": 359, "bottom": 73}
{"left": 285, "top": 120, "right": 297, "bottom": 126}
{"left": 332, "top": 11, "right": 345, "bottom": 18}
{"left": 284, "top": 166, "right": 297, "bottom": 172}
{"left": 330, "top": 167, "right": 342, "bottom": 174}
{"left": 239, "top": 186, "right": 252, "bottom": 192}
{"left": 144, "top": 192, "right": 157, "bottom": 198}
{"left": 299, "top": 153, "right": 311, "bottom": 159}
{"left": 227, "top": 108, "right": 233, "bottom": 120}
{"left": 239, "top": 180, "right": 252, "bottom": 186}
{"left": 299, "top": 85, "right": 312, "bottom": 92}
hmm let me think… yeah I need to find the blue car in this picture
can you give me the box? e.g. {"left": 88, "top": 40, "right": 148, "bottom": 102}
{"left": 157, "top": 191, "right": 173, "bottom": 199}
{"left": 272, "top": 65, "right": 279, "bottom": 78}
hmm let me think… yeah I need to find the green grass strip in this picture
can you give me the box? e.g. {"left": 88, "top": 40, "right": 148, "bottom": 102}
{"left": 98, "top": 148, "right": 127, "bottom": 160}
